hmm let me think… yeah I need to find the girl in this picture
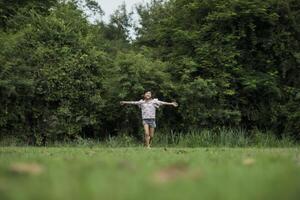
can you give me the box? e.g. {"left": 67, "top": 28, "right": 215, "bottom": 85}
{"left": 120, "top": 91, "right": 178, "bottom": 148}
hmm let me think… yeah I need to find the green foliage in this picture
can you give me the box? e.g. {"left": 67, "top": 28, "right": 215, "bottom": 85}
{"left": 0, "top": 2, "right": 111, "bottom": 143}
{"left": 0, "top": 0, "right": 58, "bottom": 30}
{"left": 135, "top": 0, "right": 300, "bottom": 136}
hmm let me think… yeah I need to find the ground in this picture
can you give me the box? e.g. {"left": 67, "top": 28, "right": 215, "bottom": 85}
{"left": 0, "top": 147, "right": 299, "bottom": 200}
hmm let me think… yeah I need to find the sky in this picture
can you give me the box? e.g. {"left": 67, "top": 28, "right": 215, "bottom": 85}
{"left": 93, "top": 0, "right": 151, "bottom": 22}
{"left": 85, "top": 0, "right": 151, "bottom": 38}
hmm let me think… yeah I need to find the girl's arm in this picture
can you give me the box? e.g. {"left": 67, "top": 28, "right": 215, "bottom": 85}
{"left": 120, "top": 100, "right": 142, "bottom": 105}
{"left": 157, "top": 100, "right": 178, "bottom": 107}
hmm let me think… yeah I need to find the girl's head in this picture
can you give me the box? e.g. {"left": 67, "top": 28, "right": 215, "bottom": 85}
{"left": 143, "top": 91, "right": 152, "bottom": 100}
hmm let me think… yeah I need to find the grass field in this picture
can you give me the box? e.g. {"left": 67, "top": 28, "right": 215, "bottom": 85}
{"left": 0, "top": 147, "right": 300, "bottom": 200}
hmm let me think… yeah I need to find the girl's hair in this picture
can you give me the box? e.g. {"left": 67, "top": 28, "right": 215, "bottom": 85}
{"left": 142, "top": 91, "right": 154, "bottom": 99}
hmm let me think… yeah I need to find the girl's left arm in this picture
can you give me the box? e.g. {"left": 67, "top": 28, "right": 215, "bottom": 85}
{"left": 157, "top": 100, "right": 178, "bottom": 107}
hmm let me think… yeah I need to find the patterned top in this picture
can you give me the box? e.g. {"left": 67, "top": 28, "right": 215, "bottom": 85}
{"left": 127, "top": 98, "right": 164, "bottom": 119}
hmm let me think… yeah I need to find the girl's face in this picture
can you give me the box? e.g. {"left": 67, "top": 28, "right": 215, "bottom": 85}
{"left": 144, "top": 91, "right": 152, "bottom": 100}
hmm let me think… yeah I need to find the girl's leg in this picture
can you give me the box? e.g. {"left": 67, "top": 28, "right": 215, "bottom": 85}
{"left": 149, "top": 127, "right": 155, "bottom": 146}
{"left": 143, "top": 124, "right": 151, "bottom": 148}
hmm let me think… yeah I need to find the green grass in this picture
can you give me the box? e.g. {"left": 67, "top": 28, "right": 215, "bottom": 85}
{"left": 0, "top": 147, "right": 300, "bottom": 200}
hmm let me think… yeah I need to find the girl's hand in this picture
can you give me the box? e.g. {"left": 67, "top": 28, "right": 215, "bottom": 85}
{"left": 172, "top": 102, "right": 178, "bottom": 107}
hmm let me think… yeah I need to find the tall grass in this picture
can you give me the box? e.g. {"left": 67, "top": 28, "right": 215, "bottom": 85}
{"left": 62, "top": 128, "right": 296, "bottom": 148}
{"left": 0, "top": 128, "right": 297, "bottom": 147}
{"left": 153, "top": 128, "right": 296, "bottom": 148}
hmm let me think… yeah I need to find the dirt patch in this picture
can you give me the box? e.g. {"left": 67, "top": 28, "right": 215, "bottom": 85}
{"left": 242, "top": 158, "right": 256, "bottom": 166}
{"left": 9, "top": 163, "right": 44, "bottom": 175}
{"left": 152, "top": 162, "right": 202, "bottom": 184}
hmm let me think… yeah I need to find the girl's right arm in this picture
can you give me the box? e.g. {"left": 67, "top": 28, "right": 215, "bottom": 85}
{"left": 120, "top": 100, "right": 142, "bottom": 105}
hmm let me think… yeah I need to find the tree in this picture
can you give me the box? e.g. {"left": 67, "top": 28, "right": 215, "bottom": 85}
{"left": 0, "top": 2, "right": 111, "bottom": 144}
{"left": 135, "top": 0, "right": 300, "bottom": 135}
